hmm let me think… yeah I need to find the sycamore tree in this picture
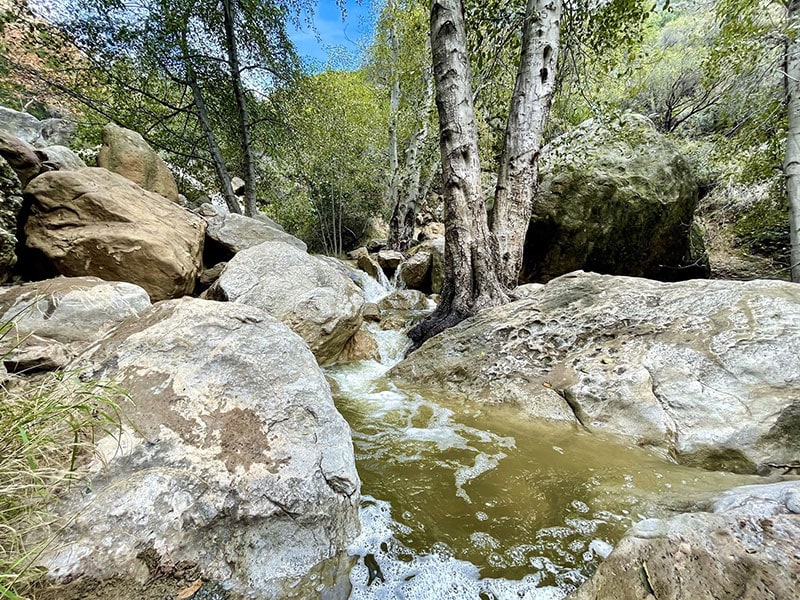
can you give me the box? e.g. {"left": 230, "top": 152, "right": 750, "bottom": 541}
{"left": 369, "top": 0, "right": 439, "bottom": 251}
{"left": 53, "top": 0, "right": 303, "bottom": 216}
{"left": 410, "top": 0, "right": 655, "bottom": 346}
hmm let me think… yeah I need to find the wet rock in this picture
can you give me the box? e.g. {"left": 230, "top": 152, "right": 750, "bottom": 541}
{"left": 198, "top": 203, "right": 306, "bottom": 265}
{"left": 378, "top": 289, "right": 429, "bottom": 312}
{"left": 390, "top": 272, "right": 800, "bottom": 472}
{"left": 398, "top": 252, "right": 431, "bottom": 292}
{"left": 208, "top": 240, "right": 364, "bottom": 365}
{"left": 357, "top": 253, "right": 381, "bottom": 280}
{"left": 376, "top": 250, "right": 404, "bottom": 273}
{"left": 96, "top": 123, "right": 179, "bottom": 202}
{"left": 363, "top": 303, "right": 381, "bottom": 322}
{"left": 22, "top": 168, "right": 205, "bottom": 301}
{"left": 339, "top": 328, "right": 380, "bottom": 363}
{"left": 35, "top": 298, "right": 360, "bottom": 598}
{"left": 571, "top": 480, "right": 800, "bottom": 600}
{"left": 523, "top": 114, "right": 707, "bottom": 283}
{"left": 0, "top": 276, "right": 151, "bottom": 344}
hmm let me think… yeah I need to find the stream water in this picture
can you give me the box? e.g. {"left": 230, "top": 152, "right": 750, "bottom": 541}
{"left": 326, "top": 276, "right": 758, "bottom": 600}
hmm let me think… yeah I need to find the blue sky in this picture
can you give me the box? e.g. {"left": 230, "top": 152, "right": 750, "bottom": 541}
{"left": 288, "top": 0, "right": 378, "bottom": 70}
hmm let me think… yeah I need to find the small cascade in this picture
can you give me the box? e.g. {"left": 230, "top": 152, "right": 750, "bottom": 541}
{"left": 355, "top": 269, "right": 395, "bottom": 304}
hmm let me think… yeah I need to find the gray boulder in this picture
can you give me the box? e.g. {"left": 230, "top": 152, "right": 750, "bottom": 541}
{"left": 571, "top": 480, "right": 800, "bottom": 600}
{"left": 0, "top": 106, "right": 75, "bottom": 148}
{"left": 0, "top": 276, "right": 150, "bottom": 344}
{"left": 197, "top": 203, "right": 306, "bottom": 264}
{"left": 357, "top": 252, "right": 381, "bottom": 280}
{"left": 208, "top": 241, "right": 364, "bottom": 365}
{"left": 36, "top": 298, "right": 360, "bottom": 598}
{"left": 0, "top": 131, "right": 42, "bottom": 186}
{"left": 376, "top": 249, "right": 404, "bottom": 273}
{"left": 523, "top": 114, "right": 708, "bottom": 283}
{"left": 378, "top": 289, "right": 430, "bottom": 312}
{"left": 390, "top": 272, "right": 800, "bottom": 472}
{"left": 23, "top": 168, "right": 205, "bottom": 301}
{"left": 38, "top": 145, "right": 86, "bottom": 171}
{"left": 96, "top": 123, "right": 179, "bottom": 202}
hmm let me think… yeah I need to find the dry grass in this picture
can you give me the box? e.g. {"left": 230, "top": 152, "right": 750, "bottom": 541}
{"left": 0, "top": 324, "right": 124, "bottom": 599}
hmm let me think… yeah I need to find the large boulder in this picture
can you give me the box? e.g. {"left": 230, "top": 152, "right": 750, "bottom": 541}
{"left": 38, "top": 145, "right": 86, "bottom": 171}
{"left": 35, "top": 299, "right": 360, "bottom": 598}
{"left": 571, "top": 480, "right": 800, "bottom": 600}
{"left": 522, "top": 114, "right": 708, "bottom": 283}
{"left": 208, "top": 241, "right": 364, "bottom": 365}
{"left": 397, "top": 251, "right": 431, "bottom": 292}
{"left": 0, "top": 131, "right": 42, "bottom": 186}
{"left": 390, "top": 272, "right": 800, "bottom": 473}
{"left": 415, "top": 236, "right": 444, "bottom": 294}
{"left": 0, "top": 156, "right": 23, "bottom": 281}
{"left": 196, "top": 203, "right": 306, "bottom": 266}
{"left": 96, "top": 123, "right": 179, "bottom": 202}
{"left": 0, "top": 106, "right": 75, "bottom": 147}
{"left": 0, "top": 276, "right": 150, "bottom": 344}
{"left": 22, "top": 167, "right": 205, "bottom": 301}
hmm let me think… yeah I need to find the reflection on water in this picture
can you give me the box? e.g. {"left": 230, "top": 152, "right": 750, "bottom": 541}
{"left": 327, "top": 325, "right": 758, "bottom": 599}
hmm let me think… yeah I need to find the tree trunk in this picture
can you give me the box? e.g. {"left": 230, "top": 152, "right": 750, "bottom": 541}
{"left": 180, "top": 34, "right": 241, "bottom": 214}
{"left": 409, "top": 0, "right": 507, "bottom": 347}
{"left": 786, "top": 0, "right": 800, "bottom": 282}
{"left": 388, "top": 69, "right": 435, "bottom": 251}
{"left": 222, "top": 0, "right": 258, "bottom": 217}
{"left": 492, "top": 0, "right": 561, "bottom": 288}
{"left": 386, "top": 0, "right": 402, "bottom": 213}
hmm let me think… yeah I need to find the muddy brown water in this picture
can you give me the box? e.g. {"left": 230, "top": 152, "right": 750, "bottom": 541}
{"left": 327, "top": 325, "right": 761, "bottom": 600}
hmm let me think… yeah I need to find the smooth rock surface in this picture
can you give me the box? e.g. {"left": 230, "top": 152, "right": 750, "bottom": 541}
{"left": 37, "top": 299, "right": 360, "bottom": 598}
{"left": 523, "top": 114, "right": 707, "bottom": 283}
{"left": 0, "top": 276, "right": 150, "bottom": 343}
{"left": 22, "top": 168, "right": 205, "bottom": 301}
{"left": 96, "top": 123, "right": 179, "bottom": 202}
{"left": 0, "top": 130, "right": 42, "bottom": 186}
{"left": 39, "top": 145, "right": 86, "bottom": 171}
{"left": 208, "top": 241, "right": 364, "bottom": 365}
{"left": 390, "top": 272, "right": 800, "bottom": 472}
{"left": 357, "top": 253, "right": 381, "bottom": 280}
{"left": 571, "top": 480, "right": 800, "bottom": 600}
{"left": 198, "top": 203, "right": 306, "bottom": 264}
{"left": 415, "top": 236, "right": 444, "bottom": 294}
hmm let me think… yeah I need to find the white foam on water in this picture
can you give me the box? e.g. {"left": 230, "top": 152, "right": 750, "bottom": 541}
{"left": 348, "top": 497, "right": 568, "bottom": 600}
{"left": 356, "top": 270, "right": 395, "bottom": 303}
{"left": 455, "top": 452, "right": 508, "bottom": 503}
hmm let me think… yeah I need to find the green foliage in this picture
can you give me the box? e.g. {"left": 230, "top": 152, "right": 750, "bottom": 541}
{"left": 0, "top": 323, "right": 124, "bottom": 599}
{"left": 263, "top": 69, "right": 388, "bottom": 253}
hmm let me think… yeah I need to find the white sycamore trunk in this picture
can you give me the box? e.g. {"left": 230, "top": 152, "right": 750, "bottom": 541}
{"left": 786, "top": 0, "right": 800, "bottom": 282}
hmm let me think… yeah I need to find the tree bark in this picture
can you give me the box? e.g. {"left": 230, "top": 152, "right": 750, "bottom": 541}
{"left": 180, "top": 33, "right": 241, "bottom": 214}
{"left": 409, "top": 0, "right": 507, "bottom": 347}
{"left": 492, "top": 0, "right": 561, "bottom": 288}
{"left": 388, "top": 67, "right": 435, "bottom": 251}
{"left": 386, "top": 0, "right": 402, "bottom": 214}
{"left": 221, "top": 0, "right": 258, "bottom": 217}
{"left": 786, "top": 0, "right": 800, "bottom": 282}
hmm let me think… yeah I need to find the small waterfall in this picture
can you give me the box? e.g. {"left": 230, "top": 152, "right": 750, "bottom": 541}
{"left": 355, "top": 269, "right": 395, "bottom": 304}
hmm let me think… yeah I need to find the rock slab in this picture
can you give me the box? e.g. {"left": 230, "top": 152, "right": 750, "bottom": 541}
{"left": 390, "top": 271, "right": 800, "bottom": 472}
{"left": 38, "top": 299, "right": 360, "bottom": 598}
{"left": 571, "top": 480, "right": 800, "bottom": 600}
{"left": 22, "top": 167, "right": 205, "bottom": 301}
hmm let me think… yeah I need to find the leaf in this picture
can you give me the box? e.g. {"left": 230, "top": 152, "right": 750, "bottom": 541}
{"left": 176, "top": 579, "right": 203, "bottom": 599}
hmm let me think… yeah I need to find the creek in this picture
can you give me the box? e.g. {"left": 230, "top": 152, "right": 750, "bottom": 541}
{"left": 325, "top": 276, "right": 761, "bottom": 600}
